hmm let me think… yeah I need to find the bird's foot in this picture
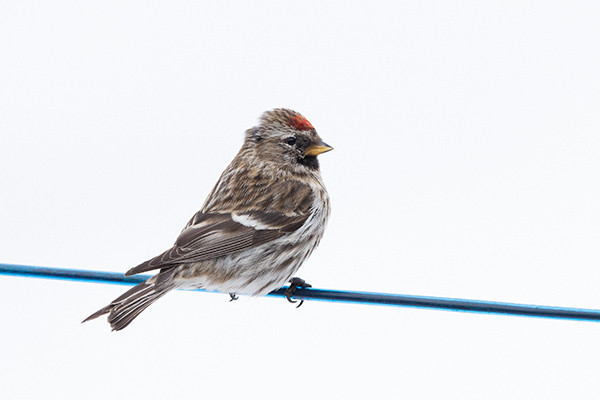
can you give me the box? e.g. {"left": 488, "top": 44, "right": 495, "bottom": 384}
{"left": 285, "top": 277, "right": 312, "bottom": 308}
{"left": 229, "top": 293, "right": 239, "bottom": 302}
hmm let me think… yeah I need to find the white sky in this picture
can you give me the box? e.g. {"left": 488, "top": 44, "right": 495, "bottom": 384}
{"left": 1, "top": 1, "right": 600, "bottom": 398}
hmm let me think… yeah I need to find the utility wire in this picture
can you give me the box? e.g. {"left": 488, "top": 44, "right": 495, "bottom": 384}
{"left": 2, "top": 262, "right": 599, "bottom": 322}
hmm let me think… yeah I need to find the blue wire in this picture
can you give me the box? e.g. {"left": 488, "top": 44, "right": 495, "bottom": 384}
{"left": 1, "top": 262, "right": 599, "bottom": 322}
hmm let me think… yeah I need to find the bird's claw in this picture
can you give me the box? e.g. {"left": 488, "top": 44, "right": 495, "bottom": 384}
{"left": 285, "top": 277, "right": 312, "bottom": 308}
{"left": 229, "top": 293, "right": 239, "bottom": 302}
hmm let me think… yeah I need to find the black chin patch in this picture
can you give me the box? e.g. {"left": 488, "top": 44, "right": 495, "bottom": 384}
{"left": 298, "top": 155, "right": 320, "bottom": 170}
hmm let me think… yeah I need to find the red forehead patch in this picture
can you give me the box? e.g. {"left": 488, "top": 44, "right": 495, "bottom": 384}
{"left": 289, "top": 114, "right": 314, "bottom": 131}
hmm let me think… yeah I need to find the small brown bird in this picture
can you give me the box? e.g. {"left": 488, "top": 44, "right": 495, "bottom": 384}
{"left": 84, "top": 108, "right": 332, "bottom": 330}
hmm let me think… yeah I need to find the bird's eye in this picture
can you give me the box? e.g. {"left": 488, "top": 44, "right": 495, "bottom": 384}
{"left": 285, "top": 137, "right": 296, "bottom": 146}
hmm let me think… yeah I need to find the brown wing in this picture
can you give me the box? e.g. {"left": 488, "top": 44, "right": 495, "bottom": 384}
{"left": 124, "top": 211, "right": 309, "bottom": 276}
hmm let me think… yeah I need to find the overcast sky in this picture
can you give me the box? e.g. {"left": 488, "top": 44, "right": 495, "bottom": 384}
{"left": 1, "top": 1, "right": 600, "bottom": 399}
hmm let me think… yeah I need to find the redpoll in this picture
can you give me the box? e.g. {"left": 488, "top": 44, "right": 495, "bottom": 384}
{"left": 84, "top": 108, "right": 332, "bottom": 330}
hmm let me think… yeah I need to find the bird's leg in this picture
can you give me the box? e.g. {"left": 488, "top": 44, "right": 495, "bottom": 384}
{"left": 285, "top": 277, "right": 312, "bottom": 308}
{"left": 229, "top": 293, "right": 239, "bottom": 302}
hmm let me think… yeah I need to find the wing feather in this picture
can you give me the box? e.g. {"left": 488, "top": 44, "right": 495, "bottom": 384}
{"left": 124, "top": 211, "right": 309, "bottom": 276}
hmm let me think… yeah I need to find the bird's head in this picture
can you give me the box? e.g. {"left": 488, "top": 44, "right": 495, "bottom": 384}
{"left": 244, "top": 108, "right": 333, "bottom": 172}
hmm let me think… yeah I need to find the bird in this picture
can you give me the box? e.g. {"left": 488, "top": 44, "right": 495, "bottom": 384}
{"left": 83, "top": 108, "right": 332, "bottom": 330}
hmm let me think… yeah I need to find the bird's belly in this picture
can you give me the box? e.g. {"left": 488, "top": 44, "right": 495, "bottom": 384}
{"left": 174, "top": 238, "right": 314, "bottom": 296}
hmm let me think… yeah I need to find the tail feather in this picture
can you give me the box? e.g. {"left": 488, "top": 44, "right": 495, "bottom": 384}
{"left": 83, "top": 281, "right": 173, "bottom": 331}
{"left": 107, "top": 288, "right": 166, "bottom": 330}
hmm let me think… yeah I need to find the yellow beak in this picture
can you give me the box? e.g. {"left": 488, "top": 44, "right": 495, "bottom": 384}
{"left": 304, "top": 141, "right": 333, "bottom": 157}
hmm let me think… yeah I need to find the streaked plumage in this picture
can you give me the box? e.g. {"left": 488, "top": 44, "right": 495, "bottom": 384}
{"left": 84, "top": 108, "right": 332, "bottom": 330}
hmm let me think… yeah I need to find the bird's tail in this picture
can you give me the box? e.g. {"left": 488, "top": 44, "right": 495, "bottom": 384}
{"left": 83, "top": 279, "right": 174, "bottom": 331}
